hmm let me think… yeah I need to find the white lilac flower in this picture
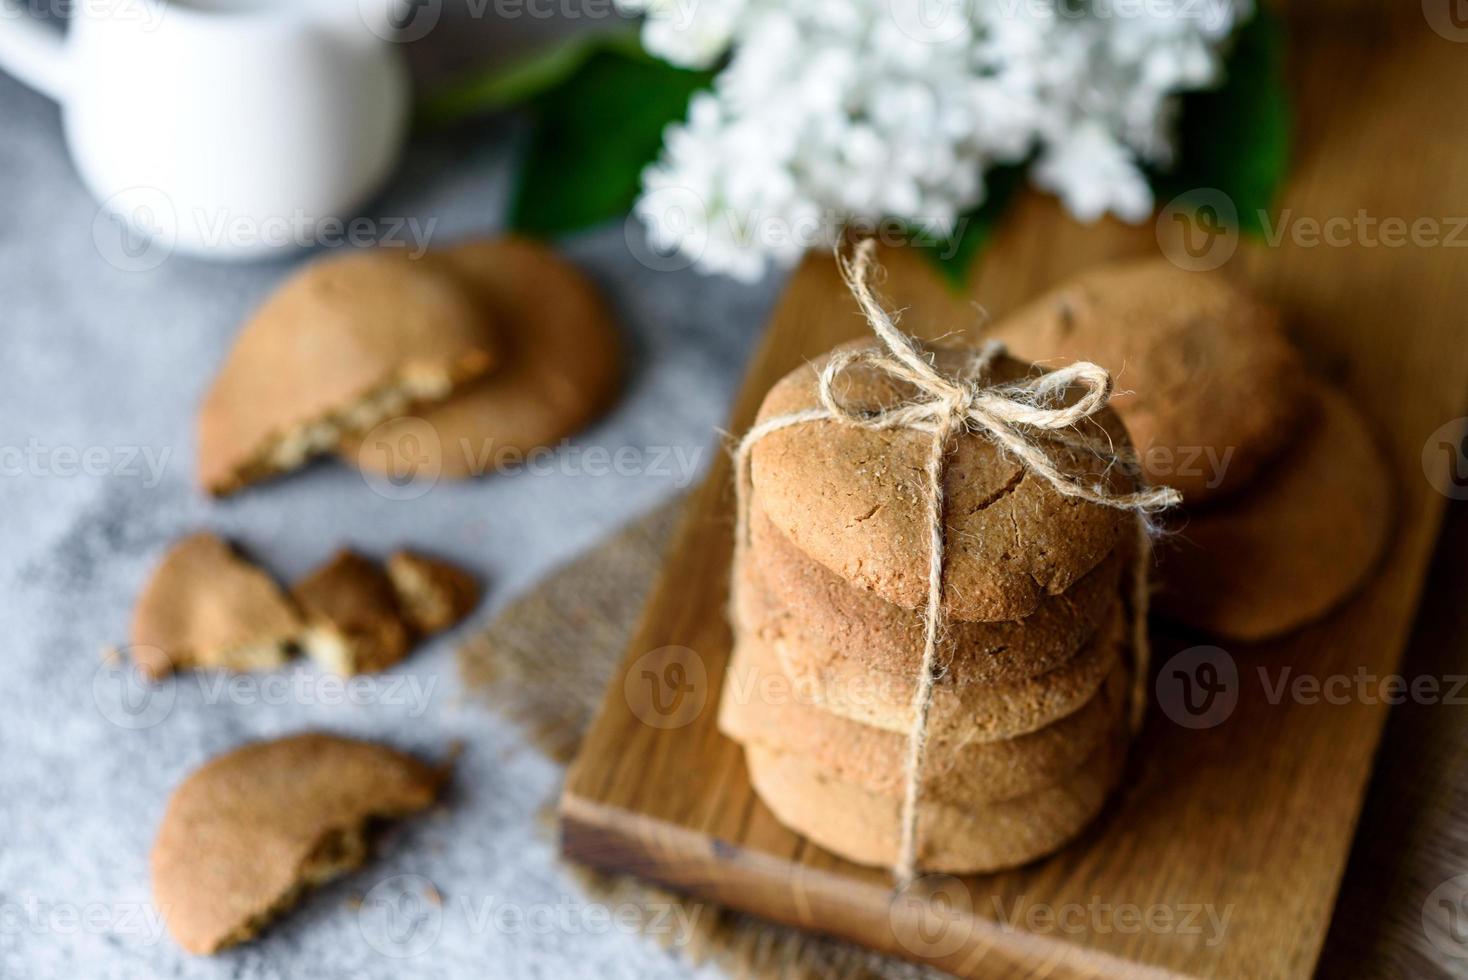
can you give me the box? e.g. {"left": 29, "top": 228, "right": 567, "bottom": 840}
{"left": 619, "top": 0, "right": 1252, "bottom": 279}
{"left": 1031, "top": 119, "right": 1155, "bottom": 223}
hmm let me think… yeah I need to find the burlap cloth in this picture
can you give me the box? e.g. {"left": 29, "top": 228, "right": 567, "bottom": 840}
{"left": 459, "top": 495, "right": 1468, "bottom": 979}
{"left": 459, "top": 496, "right": 941, "bottom": 979}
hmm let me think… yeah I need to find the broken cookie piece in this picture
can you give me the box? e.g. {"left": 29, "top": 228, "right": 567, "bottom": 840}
{"left": 196, "top": 249, "right": 501, "bottom": 495}
{"left": 152, "top": 733, "right": 446, "bottom": 955}
{"left": 292, "top": 550, "right": 413, "bottom": 676}
{"left": 130, "top": 533, "right": 301, "bottom": 680}
{"left": 387, "top": 550, "right": 481, "bottom": 634}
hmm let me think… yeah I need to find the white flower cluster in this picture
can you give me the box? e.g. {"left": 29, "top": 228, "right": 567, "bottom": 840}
{"left": 619, "top": 0, "right": 1251, "bottom": 281}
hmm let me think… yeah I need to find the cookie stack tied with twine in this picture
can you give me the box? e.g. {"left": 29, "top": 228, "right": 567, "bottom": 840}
{"left": 719, "top": 243, "right": 1178, "bottom": 883}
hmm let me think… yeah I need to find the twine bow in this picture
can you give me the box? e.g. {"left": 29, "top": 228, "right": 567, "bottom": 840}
{"left": 733, "top": 241, "right": 1180, "bottom": 886}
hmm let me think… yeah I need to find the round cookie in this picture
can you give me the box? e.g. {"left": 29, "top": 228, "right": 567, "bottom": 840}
{"left": 347, "top": 237, "right": 622, "bottom": 480}
{"left": 743, "top": 731, "right": 1125, "bottom": 874}
{"left": 152, "top": 734, "right": 444, "bottom": 955}
{"left": 749, "top": 500, "right": 1125, "bottom": 684}
{"left": 198, "top": 248, "right": 499, "bottom": 495}
{"left": 720, "top": 631, "right": 1130, "bottom": 807}
{"left": 988, "top": 258, "right": 1305, "bottom": 505}
{"left": 1155, "top": 379, "right": 1392, "bottom": 641}
{"left": 735, "top": 552, "right": 1127, "bottom": 743}
{"left": 750, "top": 341, "right": 1136, "bottom": 622}
{"left": 771, "top": 600, "right": 1124, "bottom": 743}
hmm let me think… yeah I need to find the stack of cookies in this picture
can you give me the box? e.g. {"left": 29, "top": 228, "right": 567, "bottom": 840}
{"left": 719, "top": 340, "right": 1152, "bottom": 874}
{"left": 991, "top": 259, "right": 1393, "bottom": 642}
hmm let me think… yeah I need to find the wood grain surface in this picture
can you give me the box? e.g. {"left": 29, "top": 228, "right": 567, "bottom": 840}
{"left": 562, "top": 14, "right": 1468, "bottom": 979}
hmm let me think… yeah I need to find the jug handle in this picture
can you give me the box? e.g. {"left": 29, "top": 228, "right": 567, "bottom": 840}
{"left": 0, "top": 0, "right": 66, "bottom": 101}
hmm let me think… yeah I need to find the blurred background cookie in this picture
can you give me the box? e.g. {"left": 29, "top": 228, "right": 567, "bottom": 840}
{"left": 152, "top": 734, "right": 446, "bottom": 955}
{"left": 130, "top": 533, "right": 300, "bottom": 679}
{"left": 347, "top": 237, "right": 622, "bottom": 481}
{"left": 386, "top": 550, "right": 482, "bottom": 634}
{"left": 989, "top": 261, "right": 1394, "bottom": 642}
{"left": 292, "top": 550, "right": 413, "bottom": 676}
{"left": 989, "top": 259, "right": 1305, "bottom": 505}
{"left": 197, "top": 249, "right": 500, "bottom": 495}
{"left": 1156, "top": 380, "right": 1393, "bottom": 642}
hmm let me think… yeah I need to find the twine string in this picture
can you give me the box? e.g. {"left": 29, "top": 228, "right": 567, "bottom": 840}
{"left": 732, "top": 241, "right": 1180, "bottom": 886}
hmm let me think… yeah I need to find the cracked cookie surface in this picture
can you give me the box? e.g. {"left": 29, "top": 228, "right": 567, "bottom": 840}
{"left": 750, "top": 341, "right": 1136, "bottom": 622}
{"left": 989, "top": 259, "right": 1305, "bottom": 505}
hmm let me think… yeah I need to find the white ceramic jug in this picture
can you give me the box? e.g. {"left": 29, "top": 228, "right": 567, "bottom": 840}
{"left": 0, "top": 0, "right": 411, "bottom": 260}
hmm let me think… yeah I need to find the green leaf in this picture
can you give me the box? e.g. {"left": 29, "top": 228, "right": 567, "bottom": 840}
{"left": 914, "top": 164, "right": 1026, "bottom": 290}
{"left": 1158, "top": 6, "right": 1292, "bottom": 235}
{"left": 418, "top": 31, "right": 648, "bottom": 128}
{"left": 509, "top": 48, "right": 714, "bottom": 237}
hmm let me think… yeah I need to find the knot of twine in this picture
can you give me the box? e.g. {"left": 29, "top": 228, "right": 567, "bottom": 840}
{"left": 733, "top": 241, "right": 1180, "bottom": 887}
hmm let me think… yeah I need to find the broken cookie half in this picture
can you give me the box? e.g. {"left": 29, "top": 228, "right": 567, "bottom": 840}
{"left": 152, "top": 733, "right": 446, "bottom": 955}
{"left": 292, "top": 550, "right": 414, "bottom": 676}
{"left": 129, "top": 533, "right": 301, "bottom": 680}
{"left": 196, "top": 249, "right": 501, "bottom": 495}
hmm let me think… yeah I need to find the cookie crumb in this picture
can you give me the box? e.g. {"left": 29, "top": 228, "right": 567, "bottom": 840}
{"left": 292, "top": 550, "right": 412, "bottom": 676}
{"left": 387, "top": 551, "right": 481, "bottom": 635}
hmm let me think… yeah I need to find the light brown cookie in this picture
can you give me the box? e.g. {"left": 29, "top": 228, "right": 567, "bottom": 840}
{"left": 386, "top": 550, "right": 481, "bottom": 634}
{"left": 152, "top": 733, "right": 445, "bottom": 955}
{"left": 1155, "top": 379, "right": 1392, "bottom": 641}
{"left": 130, "top": 533, "right": 301, "bottom": 679}
{"left": 292, "top": 551, "right": 412, "bottom": 676}
{"left": 720, "top": 630, "right": 1130, "bottom": 807}
{"left": 988, "top": 258, "right": 1305, "bottom": 504}
{"left": 197, "top": 248, "right": 499, "bottom": 495}
{"left": 346, "top": 237, "right": 622, "bottom": 480}
{"left": 743, "top": 731, "right": 1125, "bottom": 874}
{"left": 750, "top": 341, "right": 1136, "bottom": 622}
{"left": 748, "top": 500, "right": 1125, "bottom": 684}
{"left": 738, "top": 575, "right": 1126, "bottom": 742}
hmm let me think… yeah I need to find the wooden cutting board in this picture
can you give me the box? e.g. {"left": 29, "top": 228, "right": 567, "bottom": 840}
{"left": 562, "top": 18, "right": 1468, "bottom": 979}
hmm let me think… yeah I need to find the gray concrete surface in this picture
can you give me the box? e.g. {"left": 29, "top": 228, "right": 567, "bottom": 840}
{"left": 0, "top": 57, "right": 781, "bottom": 978}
